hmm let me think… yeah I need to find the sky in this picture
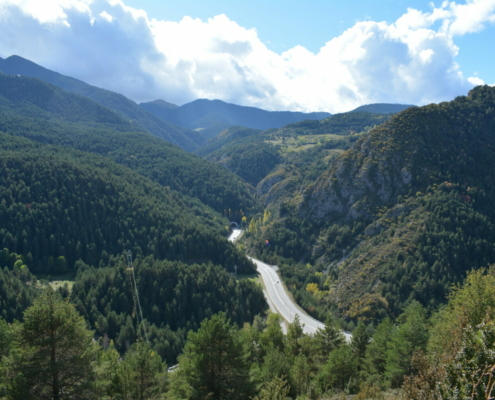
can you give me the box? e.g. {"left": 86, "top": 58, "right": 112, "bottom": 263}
{"left": 0, "top": 0, "right": 494, "bottom": 113}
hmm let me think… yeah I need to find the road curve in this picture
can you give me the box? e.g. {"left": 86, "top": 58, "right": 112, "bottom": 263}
{"left": 249, "top": 257, "right": 325, "bottom": 335}
{"left": 229, "top": 229, "right": 351, "bottom": 340}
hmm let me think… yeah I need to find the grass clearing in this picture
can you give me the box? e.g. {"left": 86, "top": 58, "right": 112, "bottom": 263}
{"left": 266, "top": 133, "right": 348, "bottom": 153}
{"left": 236, "top": 273, "right": 262, "bottom": 286}
{"left": 34, "top": 271, "right": 76, "bottom": 292}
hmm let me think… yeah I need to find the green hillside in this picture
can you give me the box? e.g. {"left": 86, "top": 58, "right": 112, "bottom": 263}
{"left": 71, "top": 256, "right": 266, "bottom": 362}
{"left": 140, "top": 97, "right": 331, "bottom": 138}
{"left": 279, "top": 111, "right": 392, "bottom": 136}
{"left": 0, "top": 55, "right": 204, "bottom": 151}
{"left": 0, "top": 129, "right": 266, "bottom": 364}
{"left": 241, "top": 85, "right": 495, "bottom": 321}
{"left": 0, "top": 135, "right": 253, "bottom": 274}
{"left": 0, "top": 73, "right": 256, "bottom": 215}
{"left": 349, "top": 103, "right": 415, "bottom": 114}
{"left": 194, "top": 111, "right": 389, "bottom": 194}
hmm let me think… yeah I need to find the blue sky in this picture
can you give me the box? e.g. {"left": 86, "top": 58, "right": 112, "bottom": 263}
{"left": 0, "top": 0, "right": 494, "bottom": 112}
{"left": 125, "top": 0, "right": 494, "bottom": 84}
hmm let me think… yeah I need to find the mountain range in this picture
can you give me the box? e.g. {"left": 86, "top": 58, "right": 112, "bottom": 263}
{"left": 0, "top": 55, "right": 204, "bottom": 151}
{"left": 0, "top": 55, "right": 414, "bottom": 147}
{"left": 3, "top": 52, "right": 485, "bottom": 327}
{"left": 240, "top": 84, "right": 495, "bottom": 324}
{"left": 140, "top": 98, "right": 332, "bottom": 138}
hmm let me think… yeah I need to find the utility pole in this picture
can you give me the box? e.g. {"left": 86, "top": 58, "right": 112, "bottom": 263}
{"left": 126, "top": 250, "right": 149, "bottom": 344}
{"left": 234, "top": 265, "right": 238, "bottom": 278}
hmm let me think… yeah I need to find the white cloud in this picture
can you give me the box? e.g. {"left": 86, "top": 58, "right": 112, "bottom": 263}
{"left": 468, "top": 76, "right": 485, "bottom": 85}
{"left": 99, "top": 11, "right": 113, "bottom": 23}
{"left": 0, "top": 0, "right": 493, "bottom": 113}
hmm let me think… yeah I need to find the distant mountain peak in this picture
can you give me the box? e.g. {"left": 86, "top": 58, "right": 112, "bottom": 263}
{"left": 0, "top": 55, "right": 203, "bottom": 151}
{"left": 145, "top": 99, "right": 178, "bottom": 109}
{"left": 348, "top": 103, "right": 415, "bottom": 114}
{"left": 140, "top": 97, "right": 332, "bottom": 139}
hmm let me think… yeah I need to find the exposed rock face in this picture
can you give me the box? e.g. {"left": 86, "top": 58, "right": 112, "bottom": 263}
{"left": 364, "top": 223, "right": 383, "bottom": 236}
{"left": 299, "top": 117, "right": 418, "bottom": 221}
{"left": 256, "top": 172, "right": 285, "bottom": 197}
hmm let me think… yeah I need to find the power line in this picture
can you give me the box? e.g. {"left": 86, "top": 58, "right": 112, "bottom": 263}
{"left": 126, "top": 250, "right": 149, "bottom": 344}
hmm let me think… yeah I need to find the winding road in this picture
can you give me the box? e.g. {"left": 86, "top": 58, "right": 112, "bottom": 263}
{"left": 230, "top": 229, "right": 351, "bottom": 340}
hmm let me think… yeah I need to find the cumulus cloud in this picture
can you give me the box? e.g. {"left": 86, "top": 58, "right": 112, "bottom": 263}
{"left": 0, "top": 0, "right": 493, "bottom": 112}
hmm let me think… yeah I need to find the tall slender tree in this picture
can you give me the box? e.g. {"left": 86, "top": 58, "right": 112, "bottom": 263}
{"left": 11, "top": 289, "right": 95, "bottom": 400}
{"left": 170, "top": 312, "right": 252, "bottom": 400}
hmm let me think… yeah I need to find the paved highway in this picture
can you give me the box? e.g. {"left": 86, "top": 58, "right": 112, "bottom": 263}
{"left": 249, "top": 257, "right": 325, "bottom": 335}
{"left": 229, "top": 229, "right": 351, "bottom": 340}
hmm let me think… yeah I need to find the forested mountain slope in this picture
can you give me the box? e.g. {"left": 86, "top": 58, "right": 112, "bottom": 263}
{"left": 0, "top": 55, "right": 204, "bottom": 151}
{"left": 349, "top": 103, "right": 415, "bottom": 114}
{"left": 0, "top": 73, "right": 256, "bottom": 215}
{"left": 0, "top": 126, "right": 269, "bottom": 362}
{"left": 71, "top": 257, "right": 266, "bottom": 362}
{"left": 140, "top": 98, "right": 332, "bottom": 138}
{"left": 242, "top": 85, "right": 495, "bottom": 322}
{"left": 198, "top": 111, "right": 392, "bottom": 198}
{"left": 301, "top": 86, "right": 495, "bottom": 220}
{"left": 0, "top": 133, "right": 253, "bottom": 274}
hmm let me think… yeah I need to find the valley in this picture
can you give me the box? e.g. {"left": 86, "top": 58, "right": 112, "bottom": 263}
{"left": 0, "top": 56, "right": 495, "bottom": 399}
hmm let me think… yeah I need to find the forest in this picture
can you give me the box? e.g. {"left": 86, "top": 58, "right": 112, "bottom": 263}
{"left": 0, "top": 73, "right": 256, "bottom": 215}
{"left": 242, "top": 85, "right": 495, "bottom": 327}
{"left": 1, "top": 58, "right": 495, "bottom": 399}
{"left": 1, "top": 266, "right": 494, "bottom": 399}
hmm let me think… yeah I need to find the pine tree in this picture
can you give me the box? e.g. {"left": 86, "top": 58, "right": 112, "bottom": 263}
{"left": 287, "top": 314, "right": 304, "bottom": 356}
{"left": 253, "top": 376, "right": 291, "bottom": 400}
{"left": 114, "top": 340, "right": 166, "bottom": 400}
{"left": 314, "top": 317, "right": 344, "bottom": 364}
{"left": 170, "top": 312, "right": 252, "bottom": 400}
{"left": 385, "top": 302, "right": 429, "bottom": 387}
{"left": 11, "top": 289, "right": 95, "bottom": 400}
{"left": 351, "top": 321, "right": 371, "bottom": 363}
{"left": 363, "top": 317, "right": 394, "bottom": 386}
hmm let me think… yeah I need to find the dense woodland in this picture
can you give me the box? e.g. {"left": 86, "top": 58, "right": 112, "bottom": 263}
{"left": 0, "top": 70, "right": 269, "bottom": 390}
{"left": 1, "top": 267, "right": 494, "bottom": 399}
{"left": 0, "top": 55, "right": 205, "bottom": 152}
{"left": 0, "top": 73, "right": 257, "bottom": 215}
{"left": 242, "top": 85, "right": 495, "bottom": 327}
{"left": 1, "top": 57, "right": 495, "bottom": 399}
{"left": 0, "top": 138, "right": 256, "bottom": 274}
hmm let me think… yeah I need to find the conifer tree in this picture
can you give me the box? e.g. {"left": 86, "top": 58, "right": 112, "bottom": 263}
{"left": 385, "top": 301, "right": 429, "bottom": 387}
{"left": 287, "top": 314, "right": 304, "bottom": 356}
{"left": 314, "top": 317, "right": 344, "bottom": 364}
{"left": 363, "top": 317, "right": 394, "bottom": 385}
{"left": 170, "top": 312, "right": 252, "bottom": 400}
{"left": 11, "top": 289, "right": 95, "bottom": 400}
{"left": 253, "top": 376, "right": 291, "bottom": 400}
{"left": 351, "top": 321, "right": 371, "bottom": 364}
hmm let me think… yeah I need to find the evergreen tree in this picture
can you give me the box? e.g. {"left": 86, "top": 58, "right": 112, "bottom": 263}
{"left": 385, "top": 301, "right": 429, "bottom": 387}
{"left": 351, "top": 321, "right": 370, "bottom": 362}
{"left": 253, "top": 376, "right": 291, "bottom": 400}
{"left": 260, "top": 314, "right": 285, "bottom": 353}
{"left": 170, "top": 312, "right": 252, "bottom": 400}
{"left": 286, "top": 314, "right": 304, "bottom": 356}
{"left": 317, "top": 345, "right": 358, "bottom": 393}
{"left": 113, "top": 340, "right": 166, "bottom": 400}
{"left": 10, "top": 289, "right": 95, "bottom": 400}
{"left": 289, "top": 353, "right": 311, "bottom": 397}
{"left": 92, "top": 339, "right": 120, "bottom": 400}
{"left": 314, "top": 317, "right": 344, "bottom": 364}
{"left": 259, "top": 345, "right": 291, "bottom": 385}
{"left": 363, "top": 318, "right": 394, "bottom": 386}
